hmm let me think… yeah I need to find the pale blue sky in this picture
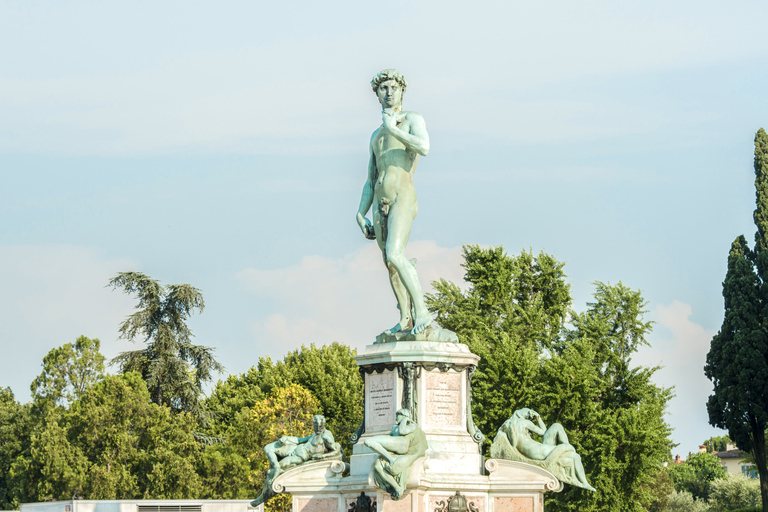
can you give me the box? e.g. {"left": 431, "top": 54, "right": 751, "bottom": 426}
{"left": 2, "top": 0, "right": 767, "bottom": 457}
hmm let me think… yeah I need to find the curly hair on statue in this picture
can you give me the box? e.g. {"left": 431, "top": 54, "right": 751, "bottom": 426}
{"left": 371, "top": 69, "right": 407, "bottom": 94}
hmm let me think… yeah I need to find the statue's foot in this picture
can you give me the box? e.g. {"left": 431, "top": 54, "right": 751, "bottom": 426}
{"left": 410, "top": 314, "right": 433, "bottom": 334}
{"left": 388, "top": 319, "right": 413, "bottom": 333}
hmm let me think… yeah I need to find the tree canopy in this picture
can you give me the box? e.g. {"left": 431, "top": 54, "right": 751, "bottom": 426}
{"left": 668, "top": 451, "right": 727, "bottom": 502}
{"left": 30, "top": 335, "right": 105, "bottom": 411}
{"left": 427, "top": 245, "right": 673, "bottom": 512}
{"left": 705, "top": 127, "right": 768, "bottom": 512}
{"left": 109, "top": 272, "right": 224, "bottom": 414}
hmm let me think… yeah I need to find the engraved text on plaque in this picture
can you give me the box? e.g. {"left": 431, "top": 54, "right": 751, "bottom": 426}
{"left": 425, "top": 371, "right": 462, "bottom": 427}
{"left": 367, "top": 372, "right": 395, "bottom": 431}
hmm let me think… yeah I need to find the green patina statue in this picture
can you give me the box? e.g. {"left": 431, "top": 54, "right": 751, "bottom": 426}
{"left": 364, "top": 408, "right": 428, "bottom": 500}
{"left": 490, "top": 408, "right": 596, "bottom": 491}
{"left": 251, "top": 415, "right": 343, "bottom": 507}
{"left": 356, "top": 69, "right": 434, "bottom": 336}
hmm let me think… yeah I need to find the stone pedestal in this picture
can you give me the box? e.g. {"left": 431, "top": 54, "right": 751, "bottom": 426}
{"left": 350, "top": 342, "right": 484, "bottom": 478}
{"left": 271, "top": 341, "right": 562, "bottom": 512}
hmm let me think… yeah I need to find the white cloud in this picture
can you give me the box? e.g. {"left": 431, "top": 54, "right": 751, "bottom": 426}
{"left": 236, "top": 241, "right": 465, "bottom": 355}
{"left": 635, "top": 301, "right": 726, "bottom": 457}
{"left": 0, "top": 245, "right": 139, "bottom": 402}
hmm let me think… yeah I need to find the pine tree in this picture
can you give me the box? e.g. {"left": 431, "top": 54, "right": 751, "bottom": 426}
{"left": 110, "top": 272, "right": 224, "bottom": 415}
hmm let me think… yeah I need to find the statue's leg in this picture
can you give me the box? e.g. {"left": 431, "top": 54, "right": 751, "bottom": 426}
{"left": 571, "top": 453, "right": 596, "bottom": 491}
{"left": 365, "top": 435, "right": 410, "bottom": 464}
{"left": 385, "top": 203, "right": 432, "bottom": 334}
{"left": 279, "top": 454, "right": 305, "bottom": 469}
{"left": 373, "top": 458, "right": 402, "bottom": 499}
{"left": 374, "top": 207, "right": 413, "bottom": 332}
{"left": 264, "top": 442, "right": 282, "bottom": 468}
{"left": 542, "top": 423, "right": 569, "bottom": 446}
{"left": 385, "top": 255, "right": 413, "bottom": 333}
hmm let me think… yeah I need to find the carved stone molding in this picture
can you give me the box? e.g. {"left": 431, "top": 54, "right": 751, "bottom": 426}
{"left": 398, "top": 362, "right": 421, "bottom": 421}
{"left": 417, "top": 362, "right": 471, "bottom": 373}
{"left": 434, "top": 491, "right": 479, "bottom": 512}
{"left": 360, "top": 362, "right": 401, "bottom": 374}
{"left": 466, "top": 365, "right": 485, "bottom": 445}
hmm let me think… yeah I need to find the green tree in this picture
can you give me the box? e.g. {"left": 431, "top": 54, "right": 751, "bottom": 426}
{"left": 206, "top": 343, "right": 362, "bottom": 455}
{"left": 0, "top": 388, "right": 32, "bottom": 509}
{"left": 205, "top": 366, "right": 266, "bottom": 436}
{"left": 8, "top": 372, "right": 203, "bottom": 502}
{"left": 542, "top": 283, "right": 673, "bottom": 512}
{"left": 8, "top": 410, "right": 89, "bottom": 502}
{"left": 709, "top": 473, "right": 762, "bottom": 511}
{"left": 429, "top": 246, "right": 571, "bottom": 350}
{"left": 427, "top": 245, "right": 673, "bottom": 512}
{"left": 427, "top": 246, "right": 570, "bottom": 441}
{"left": 260, "top": 343, "right": 363, "bottom": 454}
{"left": 706, "top": 128, "right": 768, "bottom": 512}
{"left": 669, "top": 451, "right": 727, "bottom": 501}
{"left": 703, "top": 435, "right": 732, "bottom": 453}
{"left": 30, "top": 335, "right": 105, "bottom": 410}
{"left": 199, "top": 384, "right": 318, "bottom": 510}
{"left": 110, "top": 272, "right": 224, "bottom": 414}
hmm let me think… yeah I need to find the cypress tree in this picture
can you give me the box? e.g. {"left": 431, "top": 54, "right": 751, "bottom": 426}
{"left": 706, "top": 128, "right": 768, "bottom": 512}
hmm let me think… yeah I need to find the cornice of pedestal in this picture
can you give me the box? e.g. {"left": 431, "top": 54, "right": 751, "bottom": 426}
{"left": 356, "top": 341, "right": 481, "bottom": 368}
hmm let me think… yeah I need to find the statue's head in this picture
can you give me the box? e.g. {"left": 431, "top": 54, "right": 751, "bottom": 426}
{"left": 514, "top": 408, "right": 536, "bottom": 420}
{"left": 312, "top": 415, "right": 326, "bottom": 433}
{"left": 395, "top": 408, "right": 411, "bottom": 422}
{"left": 371, "top": 69, "right": 407, "bottom": 110}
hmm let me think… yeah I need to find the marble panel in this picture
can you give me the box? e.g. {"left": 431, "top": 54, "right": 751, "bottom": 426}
{"left": 296, "top": 498, "right": 338, "bottom": 512}
{"left": 380, "top": 496, "right": 411, "bottom": 512}
{"left": 493, "top": 497, "right": 533, "bottom": 512}
{"left": 367, "top": 372, "right": 396, "bottom": 431}
{"left": 424, "top": 371, "right": 462, "bottom": 427}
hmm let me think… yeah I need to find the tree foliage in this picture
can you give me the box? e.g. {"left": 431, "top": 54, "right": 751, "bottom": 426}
{"left": 0, "top": 388, "right": 32, "bottom": 509}
{"left": 30, "top": 335, "right": 105, "bottom": 411}
{"left": 206, "top": 343, "right": 362, "bottom": 454}
{"left": 427, "top": 245, "right": 673, "bottom": 512}
{"left": 110, "top": 272, "right": 224, "bottom": 414}
{"left": 8, "top": 372, "right": 203, "bottom": 503}
{"left": 704, "top": 435, "right": 733, "bottom": 453}
{"left": 669, "top": 452, "right": 727, "bottom": 501}
{"left": 709, "top": 474, "right": 762, "bottom": 511}
{"left": 199, "top": 383, "right": 318, "bottom": 512}
{"left": 198, "top": 344, "right": 361, "bottom": 503}
{"left": 706, "top": 128, "right": 768, "bottom": 512}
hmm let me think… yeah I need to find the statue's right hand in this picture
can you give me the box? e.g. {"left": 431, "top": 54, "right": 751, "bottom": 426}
{"left": 356, "top": 212, "right": 375, "bottom": 240}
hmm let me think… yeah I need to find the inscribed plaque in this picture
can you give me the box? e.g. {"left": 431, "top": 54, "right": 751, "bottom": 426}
{"left": 367, "top": 372, "right": 395, "bottom": 430}
{"left": 424, "top": 371, "right": 462, "bottom": 427}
